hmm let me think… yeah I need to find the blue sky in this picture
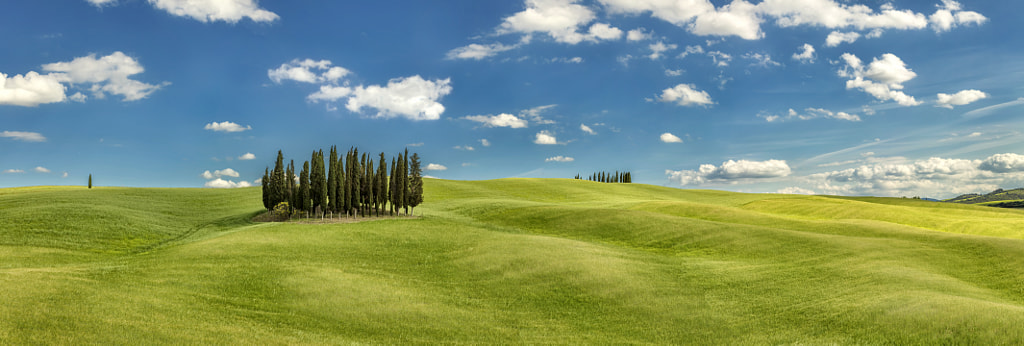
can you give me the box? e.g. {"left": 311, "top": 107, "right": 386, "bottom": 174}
{"left": 2, "top": 0, "right": 1024, "bottom": 198}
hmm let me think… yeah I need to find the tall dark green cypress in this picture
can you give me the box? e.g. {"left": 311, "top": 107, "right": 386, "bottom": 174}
{"left": 377, "top": 152, "right": 387, "bottom": 217}
{"left": 390, "top": 158, "right": 397, "bottom": 215}
{"left": 366, "top": 156, "right": 375, "bottom": 217}
{"left": 262, "top": 168, "right": 270, "bottom": 210}
{"left": 327, "top": 146, "right": 338, "bottom": 216}
{"left": 287, "top": 160, "right": 296, "bottom": 214}
{"left": 299, "top": 161, "right": 310, "bottom": 213}
{"left": 408, "top": 152, "right": 423, "bottom": 215}
{"left": 88, "top": 174, "right": 93, "bottom": 189}
{"left": 271, "top": 150, "right": 286, "bottom": 208}
{"left": 316, "top": 149, "right": 328, "bottom": 217}
{"left": 309, "top": 150, "right": 324, "bottom": 217}
{"left": 401, "top": 149, "right": 410, "bottom": 215}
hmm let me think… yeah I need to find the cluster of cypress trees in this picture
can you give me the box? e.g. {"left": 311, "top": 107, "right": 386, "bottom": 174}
{"left": 575, "top": 171, "right": 632, "bottom": 183}
{"left": 262, "top": 147, "right": 423, "bottom": 219}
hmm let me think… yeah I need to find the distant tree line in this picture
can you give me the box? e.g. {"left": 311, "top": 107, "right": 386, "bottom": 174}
{"left": 575, "top": 171, "right": 632, "bottom": 183}
{"left": 262, "top": 147, "right": 423, "bottom": 219}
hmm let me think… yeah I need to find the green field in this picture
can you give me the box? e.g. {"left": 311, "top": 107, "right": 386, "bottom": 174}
{"left": 3, "top": 179, "right": 1024, "bottom": 343}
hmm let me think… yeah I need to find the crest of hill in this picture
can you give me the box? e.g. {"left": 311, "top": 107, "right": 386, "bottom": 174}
{"left": 945, "top": 188, "right": 1024, "bottom": 205}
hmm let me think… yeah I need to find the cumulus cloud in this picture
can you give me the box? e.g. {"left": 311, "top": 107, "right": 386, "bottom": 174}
{"left": 648, "top": 41, "right": 677, "bottom": 60}
{"left": 580, "top": 123, "right": 596, "bottom": 135}
{"left": 268, "top": 59, "right": 349, "bottom": 84}
{"left": 480, "top": 139, "right": 491, "bottom": 147}
{"left": 777, "top": 186, "right": 815, "bottom": 195}
{"left": 499, "top": 0, "right": 622, "bottom": 44}
{"left": 86, "top": 0, "right": 117, "bottom": 6}
{"left": 743, "top": 52, "right": 780, "bottom": 68}
{"left": 678, "top": 45, "right": 705, "bottom": 59}
{"left": 201, "top": 168, "right": 240, "bottom": 180}
{"left": 825, "top": 31, "right": 860, "bottom": 47}
{"left": 445, "top": 42, "right": 520, "bottom": 60}
{"left": 463, "top": 113, "right": 528, "bottom": 128}
{"left": 929, "top": 0, "right": 987, "bottom": 32}
{"left": 146, "top": 0, "right": 279, "bottom": 23}
{"left": 0, "top": 72, "right": 67, "bottom": 107}
{"left": 41, "top": 52, "right": 166, "bottom": 102}
{"left": 809, "top": 154, "right": 1024, "bottom": 197}
{"left": 534, "top": 130, "right": 558, "bottom": 145}
{"left": 238, "top": 152, "right": 256, "bottom": 160}
{"left": 936, "top": 89, "right": 987, "bottom": 109}
{"left": 545, "top": 156, "right": 575, "bottom": 162}
{"left": 344, "top": 76, "right": 452, "bottom": 121}
{"left": 1, "top": 131, "right": 47, "bottom": 142}
{"left": 204, "top": 178, "right": 252, "bottom": 188}
{"left": 425, "top": 163, "right": 448, "bottom": 171}
{"left": 792, "top": 43, "right": 816, "bottom": 63}
{"left": 760, "top": 107, "right": 861, "bottom": 122}
{"left": 658, "top": 83, "right": 713, "bottom": 107}
{"left": 666, "top": 159, "right": 791, "bottom": 185}
{"left": 707, "top": 51, "right": 732, "bottom": 67}
{"left": 660, "top": 132, "right": 683, "bottom": 143}
{"left": 626, "top": 27, "right": 652, "bottom": 41}
{"left": 3, "top": 169, "right": 25, "bottom": 174}
{"left": 204, "top": 121, "right": 251, "bottom": 133}
{"left": 34, "top": 166, "right": 51, "bottom": 173}
{"left": 838, "top": 53, "right": 921, "bottom": 106}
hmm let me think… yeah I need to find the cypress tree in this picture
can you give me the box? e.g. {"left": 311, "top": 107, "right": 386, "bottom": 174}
{"left": 299, "top": 161, "right": 310, "bottom": 213}
{"left": 401, "top": 149, "right": 410, "bottom": 215}
{"left": 316, "top": 150, "right": 328, "bottom": 218}
{"left": 408, "top": 152, "right": 423, "bottom": 215}
{"left": 366, "top": 157, "right": 375, "bottom": 217}
{"left": 88, "top": 174, "right": 93, "bottom": 189}
{"left": 337, "top": 153, "right": 346, "bottom": 216}
{"left": 309, "top": 150, "right": 324, "bottom": 217}
{"left": 390, "top": 158, "right": 397, "bottom": 215}
{"left": 271, "top": 150, "right": 286, "bottom": 208}
{"left": 287, "top": 160, "right": 296, "bottom": 214}
{"left": 327, "top": 146, "right": 338, "bottom": 216}
{"left": 377, "top": 153, "right": 387, "bottom": 217}
{"left": 261, "top": 168, "right": 270, "bottom": 210}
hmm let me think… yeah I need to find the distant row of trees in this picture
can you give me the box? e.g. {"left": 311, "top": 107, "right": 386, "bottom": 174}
{"left": 575, "top": 171, "right": 632, "bottom": 183}
{"left": 262, "top": 147, "right": 423, "bottom": 219}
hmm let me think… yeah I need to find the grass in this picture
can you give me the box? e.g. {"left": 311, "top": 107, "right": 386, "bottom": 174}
{"left": 3, "top": 179, "right": 1024, "bottom": 343}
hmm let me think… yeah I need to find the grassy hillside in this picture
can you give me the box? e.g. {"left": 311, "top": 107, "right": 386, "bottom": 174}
{"left": 945, "top": 187, "right": 1024, "bottom": 205}
{"left": 3, "top": 179, "right": 1024, "bottom": 343}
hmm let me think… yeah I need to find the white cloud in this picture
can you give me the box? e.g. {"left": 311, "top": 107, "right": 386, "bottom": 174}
{"left": 792, "top": 43, "right": 816, "bottom": 63}
{"left": 809, "top": 154, "right": 1024, "bottom": 197}
{"left": 777, "top": 186, "right": 815, "bottom": 195}
{"left": 743, "top": 52, "right": 780, "bottom": 68}
{"left": 3, "top": 169, "right": 25, "bottom": 174}
{"left": 759, "top": 107, "right": 861, "bottom": 122}
{"left": 534, "top": 130, "right": 558, "bottom": 145}
{"left": 825, "top": 31, "right": 860, "bottom": 47}
{"left": 580, "top": 123, "right": 596, "bottom": 135}
{"left": 978, "top": 153, "right": 1024, "bottom": 173}
{"left": 425, "top": 163, "right": 448, "bottom": 171}
{"left": 756, "top": 0, "right": 929, "bottom": 31}
{"left": 238, "top": 152, "right": 256, "bottom": 160}
{"left": 678, "top": 45, "right": 705, "bottom": 59}
{"left": 86, "top": 0, "right": 117, "bottom": 6}
{"left": 521, "top": 104, "right": 558, "bottom": 125}
{"left": 1, "top": 131, "right": 47, "bottom": 142}
{"left": 34, "top": 166, "right": 51, "bottom": 173}
{"left": 936, "top": 89, "right": 988, "bottom": 109}
{"left": 147, "top": 0, "right": 279, "bottom": 23}
{"left": 204, "top": 121, "right": 251, "bottom": 133}
{"left": 345, "top": 76, "right": 452, "bottom": 121}
{"left": 454, "top": 145, "right": 475, "bottom": 151}
{"left": 307, "top": 85, "right": 352, "bottom": 102}
{"left": 547, "top": 56, "right": 584, "bottom": 64}
{"left": 664, "top": 69, "right": 684, "bottom": 77}
{"left": 626, "top": 27, "right": 652, "bottom": 41}
{"left": 707, "top": 51, "right": 732, "bottom": 67}
{"left": 268, "top": 59, "right": 349, "bottom": 84}
{"left": 660, "top": 132, "right": 683, "bottom": 143}
{"left": 929, "top": 0, "right": 987, "bottom": 32}
{"left": 200, "top": 168, "right": 240, "bottom": 180}
{"left": 658, "top": 83, "right": 713, "bottom": 107}
{"left": 42, "top": 52, "right": 166, "bottom": 102}
{"left": 62, "top": 172, "right": 69, "bottom": 178}
{"left": 667, "top": 159, "right": 791, "bottom": 185}
{"left": 0, "top": 72, "right": 67, "bottom": 107}
{"left": 480, "top": 139, "right": 491, "bottom": 147}
{"left": 463, "top": 113, "right": 528, "bottom": 128}
{"left": 498, "top": 0, "right": 622, "bottom": 44}
{"left": 545, "top": 156, "right": 574, "bottom": 162}
{"left": 648, "top": 41, "right": 677, "bottom": 60}
{"left": 838, "top": 53, "right": 921, "bottom": 106}
{"left": 204, "top": 178, "right": 252, "bottom": 188}
{"left": 445, "top": 42, "right": 520, "bottom": 60}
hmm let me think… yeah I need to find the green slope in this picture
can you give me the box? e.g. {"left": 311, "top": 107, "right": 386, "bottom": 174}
{"left": 3, "top": 179, "right": 1024, "bottom": 343}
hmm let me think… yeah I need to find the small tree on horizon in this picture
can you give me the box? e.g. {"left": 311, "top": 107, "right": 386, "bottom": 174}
{"left": 88, "top": 174, "right": 93, "bottom": 189}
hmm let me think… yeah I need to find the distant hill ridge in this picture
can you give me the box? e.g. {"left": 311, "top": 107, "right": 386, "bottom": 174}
{"left": 945, "top": 188, "right": 1024, "bottom": 207}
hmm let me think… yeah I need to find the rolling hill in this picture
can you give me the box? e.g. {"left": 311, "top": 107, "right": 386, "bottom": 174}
{"left": 3, "top": 179, "right": 1024, "bottom": 343}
